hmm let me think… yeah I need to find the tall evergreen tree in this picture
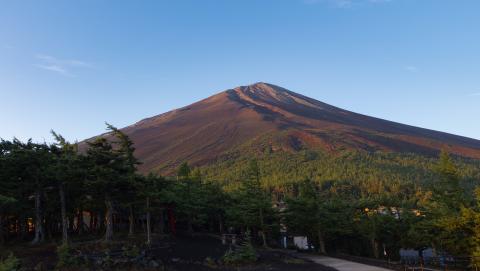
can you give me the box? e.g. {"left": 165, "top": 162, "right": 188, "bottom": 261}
{"left": 285, "top": 179, "right": 327, "bottom": 253}
{"left": 227, "top": 160, "right": 277, "bottom": 247}
{"left": 86, "top": 137, "right": 123, "bottom": 242}
{"left": 106, "top": 123, "right": 140, "bottom": 237}
{"left": 51, "top": 131, "right": 83, "bottom": 244}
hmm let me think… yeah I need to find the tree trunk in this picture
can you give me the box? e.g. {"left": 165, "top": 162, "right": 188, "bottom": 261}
{"left": 46, "top": 214, "right": 53, "bottom": 240}
{"left": 431, "top": 243, "right": 438, "bottom": 257}
{"left": 59, "top": 183, "right": 68, "bottom": 244}
{"left": 259, "top": 208, "right": 267, "bottom": 248}
{"left": 77, "top": 209, "right": 84, "bottom": 235}
{"left": 371, "top": 238, "right": 379, "bottom": 259}
{"left": 19, "top": 215, "right": 27, "bottom": 241}
{"left": 128, "top": 205, "right": 134, "bottom": 237}
{"left": 31, "top": 189, "right": 44, "bottom": 245}
{"left": 318, "top": 229, "right": 326, "bottom": 254}
{"left": 158, "top": 209, "right": 164, "bottom": 234}
{"left": 89, "top": 211, "right": 95, "bottom": 233}
{"left": 218, "top": 215, "right": 224, "bottom": 233}
{"left": 187, "top": 216, "right": 193, "bottom": 235}
{"left": 69, "top": 215, "right": 75, "bottom": 233}
{"left": 146, "top": 197, "right": 151, "bottom": 246}
{"left": 97, "top": 212, "right": 103, "bottom": 233}
{"left": 209, "top": 219, "right": 214, "bottom": 232}
{"left": 104, "top": 195, "right": 113, "bottom": 242}
{"left": 260, "top": 231, "right": 267, "bottom": 248}
{"left": 0, "top": 214, "right": 4, "bottom": 246}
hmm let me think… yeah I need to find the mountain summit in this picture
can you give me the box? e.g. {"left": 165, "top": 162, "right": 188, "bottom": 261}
{"left": 114, "top": 83, "right": 480, "bottom": 173}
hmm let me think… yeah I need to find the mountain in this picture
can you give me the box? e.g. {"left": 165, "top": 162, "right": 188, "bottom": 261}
{"left": 100, "top": 83, "right": 480, "bottom": 174}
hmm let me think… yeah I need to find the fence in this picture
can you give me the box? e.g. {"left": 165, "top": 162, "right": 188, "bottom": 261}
{"left": 401, "top": 256, "right": 480, "bottom": 271}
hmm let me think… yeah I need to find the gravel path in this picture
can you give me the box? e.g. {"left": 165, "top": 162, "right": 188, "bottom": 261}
{"left": 298, "top": 254, "right": 394, "bottom": 271}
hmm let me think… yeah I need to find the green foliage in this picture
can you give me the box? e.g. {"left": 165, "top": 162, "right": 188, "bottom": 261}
{"left": 284, "top": 179, "right": 322, "bottom": 248}
{"left": 223, "top": 231, "right": 257, "bottom": 265}
{"left": 1, "top": 124, "right": 480, "bottom": 264}
{"left": 122, "top": 245, "right": 140, "bottom": 258}
{"left": 203, "top": 146, "right": 480, "bottom": 195}
{"left": 433, "top": 187, "right": 480, "bottom": 264}
{"left": 0, "top": 253, "right": 20, "bottom": 271}
{"left": 430, "top": 150, "right": 465, "bottom": 209}
{"left": 106, "top": 123, "right": 140, "bottom": 173}
{"left": 203, "top": 257, "right": 217, "bottom": 268}
{"left": 56, "top": 243, "right": 79, "bottom": 269}
{"left": 86, "top": 137, "right": 123, "bottom": 193}
{"left": 0, "top": 195, "right": 15, "bottom": 207}
{"left": 225, "top": 160, "right": 278, "bottom": 246}
{"left": 177, "top": 162, "right": 191, "bottom": 179}
{"left": 200, "top": 145, "right": 480, "bottom": 256}
{"left": 472, "top": 247, "right": 480, "bottom": 268}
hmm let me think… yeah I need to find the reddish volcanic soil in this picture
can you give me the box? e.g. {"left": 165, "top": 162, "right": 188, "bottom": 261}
{"left": 87, "top": 82, "right": 480, "bottom": 174}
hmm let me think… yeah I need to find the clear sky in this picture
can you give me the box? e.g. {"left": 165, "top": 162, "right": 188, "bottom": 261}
{"left": 1, "top": 0, "right": 479, "bottom": 142}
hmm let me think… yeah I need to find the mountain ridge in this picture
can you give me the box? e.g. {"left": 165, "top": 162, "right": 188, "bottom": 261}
{"left": 92, "top": 82, "right": 480, "bottom": 174}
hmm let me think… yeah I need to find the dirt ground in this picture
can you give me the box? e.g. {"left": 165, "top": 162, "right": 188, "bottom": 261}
{"left": 1, "top": 234, "right": 335, "bottom": 271}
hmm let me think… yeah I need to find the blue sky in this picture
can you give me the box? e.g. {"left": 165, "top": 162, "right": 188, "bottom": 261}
{"left": 1, "top": 0, "right": 479, "bottom": 142}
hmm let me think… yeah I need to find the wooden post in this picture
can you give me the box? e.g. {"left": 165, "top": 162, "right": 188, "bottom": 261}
{"left": 59, "top": 183, "right": 68, "bottom": 244}
{"left": 146, "top": 197, "right": 151, "bottom": 246}
{"left": 104, "top": 196, "right": 114, "bottom": 242}
{"left": 31, "top": 189, "right": 44, "bottom": 245}
{"left": 128, "top": 204, "right": 134, "bottom": 237}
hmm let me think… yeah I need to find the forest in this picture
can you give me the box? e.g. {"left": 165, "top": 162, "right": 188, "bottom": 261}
{"left": 1, "top": 124, "right": 480, "bottom": 270}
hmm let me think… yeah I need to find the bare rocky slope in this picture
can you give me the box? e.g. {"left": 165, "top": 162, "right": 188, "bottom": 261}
{"left": 90, "top": 83, "right": 480, "bottom": 174}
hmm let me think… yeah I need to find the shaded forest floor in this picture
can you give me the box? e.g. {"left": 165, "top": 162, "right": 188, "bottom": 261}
{"left": 1, "top": 234, "right": 335, "bottom": 271}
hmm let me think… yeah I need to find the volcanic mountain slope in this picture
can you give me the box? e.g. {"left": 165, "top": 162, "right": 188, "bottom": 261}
{"left": 106, "top": 83, "right": 480, "bottom": 174}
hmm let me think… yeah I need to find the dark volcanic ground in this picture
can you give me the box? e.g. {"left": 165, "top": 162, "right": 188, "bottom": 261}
{"left": 8, "top": 234, "right": 335, "bottom": 271}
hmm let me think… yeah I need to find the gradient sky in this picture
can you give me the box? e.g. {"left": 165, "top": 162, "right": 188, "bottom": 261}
{"left": 1, "top": 0, "right": 479, "bottom": 143}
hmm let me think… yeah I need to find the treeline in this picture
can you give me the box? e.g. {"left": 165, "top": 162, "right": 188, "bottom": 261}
{"left": 0, "top": 124, "right": 277, "bottom": 249}
{"left": 1, "top": 124, "right": 480, "bottom": 265}
{"left": 0, "top": 126, "right": 192, "bottom": 246}
{"left": 203, "top": 148, "right": 480, "bottom": 262}
{"left": 203, "top": 147, "right": 480, "bottom": 192}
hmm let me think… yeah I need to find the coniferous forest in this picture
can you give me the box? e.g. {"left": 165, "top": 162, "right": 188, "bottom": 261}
{"left": 1, "top": 123, "right": 480, "bottom": 270}
{"left": 4, "top": 0, "right": 480, "bottom": 269}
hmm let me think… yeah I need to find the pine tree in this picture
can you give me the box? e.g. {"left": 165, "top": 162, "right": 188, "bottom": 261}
{"left": 0, "top": 140, "right": 17, "bottom": 245}
{"left": 51, "top": 131, "right": 83, "bottom": 244}
{"left": 177, "top": 162, "right": 191, "bottom": 180}
{"left": 136, "top": 173, "right": 168, "bottom": 245}
{"left": 285, "top": 179, "right": 326, "bottom": 253}
{"left": 227, "top": 159, "right": 277, "bottom": 247}
{"left": 106, "top": 123, "right": 140, "bottom": 237}
{"left": 86, "top": 137, "right": 123, "bottom": 242}
{"left": 432, "top": 150, "right": 464, "bottom": 209}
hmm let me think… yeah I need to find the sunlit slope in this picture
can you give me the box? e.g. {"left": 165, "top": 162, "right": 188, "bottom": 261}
{"left": 93, "top": 83, "right": 480, "bottom": 174}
